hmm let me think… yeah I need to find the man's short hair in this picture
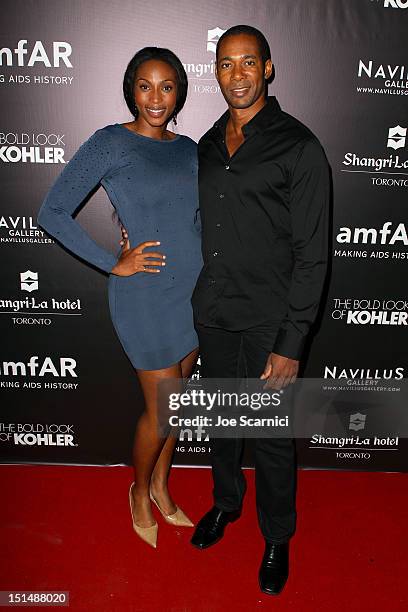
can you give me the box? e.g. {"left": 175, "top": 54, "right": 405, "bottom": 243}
{"left": 216, "top": 25, "right": 271, "bottom": 64}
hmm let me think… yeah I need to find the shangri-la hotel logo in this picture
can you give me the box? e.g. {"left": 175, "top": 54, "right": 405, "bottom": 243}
{"left": 20, "top": 270, "right": 39, "bottom": 292}
{"left": 387, "top": 125, "right": 407, "bottom": 150}
{"left": 207, "top": 27, "right": 226, "bottom": 53}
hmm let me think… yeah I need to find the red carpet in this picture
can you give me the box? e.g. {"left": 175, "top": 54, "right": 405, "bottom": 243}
{"left": 0, "top": 466, "right": 406, "bottom": 611}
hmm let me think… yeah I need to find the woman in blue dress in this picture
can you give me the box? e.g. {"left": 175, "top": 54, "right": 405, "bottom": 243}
{"left": 37, "top": 48, "right": 203, "bottom": 549}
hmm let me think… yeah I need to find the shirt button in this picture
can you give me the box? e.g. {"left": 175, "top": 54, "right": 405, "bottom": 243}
{"left": 216, "top": 223, "right": 221, "bottom": 228}
{"left": 219, "top": 193, "right": 225, "bottom": 199}
{"left": 225, "top": 165, "right": 230, "bottom": 170}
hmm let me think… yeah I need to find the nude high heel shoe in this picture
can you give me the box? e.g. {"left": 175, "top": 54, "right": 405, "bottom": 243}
{"left": 129, "top": 482, "right": 158, "bottom": 548}
{"left": 149, "top": 489, "right": 194, "bottom": 527}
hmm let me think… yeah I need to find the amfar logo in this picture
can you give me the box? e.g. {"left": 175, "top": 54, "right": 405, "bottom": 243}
{"left": 207, "top": 27, "right": 226, "bottom": 53}
{"left": 0, "top": 40, "right": 72, "bottom": 67}
{"left": 383, "top": 0, "right": 408, "bottom": 7}
{"left": 0, "top": 356, "right": 77, "bottom": 377}
{"left": 336, "top": 222, "right": 408, "bottom": 245}
{"left": 387, "top": 125, "right": 407, "bottom": 149}
{"left": 349, "top": 413, "right": 366, "bottom": 432}
{"left": 20, "top": 270, "right": 38, "bottom": 292}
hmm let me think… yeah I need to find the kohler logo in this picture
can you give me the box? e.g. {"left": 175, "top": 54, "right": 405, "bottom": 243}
{"left": 383, "top": 0, "right": 408, "bottom": 8}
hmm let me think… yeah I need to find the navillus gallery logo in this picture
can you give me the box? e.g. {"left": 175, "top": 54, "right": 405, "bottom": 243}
{"left": 341, "top": 125, "right": 408, "bottom": 188}
{"left": 0, "top": 216, "right": 53, "bottom": 245}
{"left": 0, "top": 131, "right": 66, "bottom": 164}
{"left": 387, "top": 125, "right": 407, "bottom": 149}
{"left": 322, "top": 364, "right": 404, "bottom": 393}
{"left": 20, "top": 270, "right": 38, "bottom": 292}
{"left": 182, "top": 26, "right": 226, "bottom": 95}
{"left": 324, "top": 364, "right": 404, "bottom": 380}
{"left": 0, "top": 39, "right": 74, "bottom": 86}
{"left": 356, "top": 59, "right": 408, "bottom": 96}
{"left": 331, "top": 297, "right": 408, "bottom": 325}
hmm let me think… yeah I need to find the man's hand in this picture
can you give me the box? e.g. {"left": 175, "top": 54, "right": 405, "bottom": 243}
{"left": 260, "top": 353, "right": 299, "bottom": 390}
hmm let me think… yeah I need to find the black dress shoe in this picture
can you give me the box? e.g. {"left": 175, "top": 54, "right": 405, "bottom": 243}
{"left": 258, "top": 541, "right": 289, "bottom": 595}
{"left": 190, "top": 506, "right": 240, "bottom": 549}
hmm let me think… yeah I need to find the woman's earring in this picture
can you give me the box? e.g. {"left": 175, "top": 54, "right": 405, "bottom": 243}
{"left": 172, "top": 114, "right": 178, "bottom": 126}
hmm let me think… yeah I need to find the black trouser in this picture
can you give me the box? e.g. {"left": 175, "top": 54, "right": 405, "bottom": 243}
{"left": 197, "top": 323, "right": 297, "bottom": 544}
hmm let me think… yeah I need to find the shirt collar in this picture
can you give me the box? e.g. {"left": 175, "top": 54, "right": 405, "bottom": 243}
{"left": 213, "top": 95, "right": 282, "bottom": 138}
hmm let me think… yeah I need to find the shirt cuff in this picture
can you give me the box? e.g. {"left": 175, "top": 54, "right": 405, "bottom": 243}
{"left": 272, "top": 327, "right": 306, "bottom": 361}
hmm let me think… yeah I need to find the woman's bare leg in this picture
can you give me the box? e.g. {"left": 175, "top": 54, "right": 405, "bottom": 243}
{"left": 150, "top": 347, "right": 199, "bottom": 514}
{"left": 131, "top": 348, "right": 199, "bottom": 526}
{"left": 131, "top": 363, "right": 181, "bottom": 527}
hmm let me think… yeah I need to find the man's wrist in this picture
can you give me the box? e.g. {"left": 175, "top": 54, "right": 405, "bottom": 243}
{"left": 273, "top": 327, "right": 305, "bottom": 360}
{"left": 271, "top": 352, "right": 299, "bottom": 363}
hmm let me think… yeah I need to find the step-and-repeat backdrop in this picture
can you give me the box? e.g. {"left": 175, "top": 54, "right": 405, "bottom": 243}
{"left": 1, "top": 0, "right": 407, "bottom": 471}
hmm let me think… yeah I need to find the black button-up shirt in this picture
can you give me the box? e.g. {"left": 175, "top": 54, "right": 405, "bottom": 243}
{"left": 192, "top": 96, "right": 330, "bottom": 360}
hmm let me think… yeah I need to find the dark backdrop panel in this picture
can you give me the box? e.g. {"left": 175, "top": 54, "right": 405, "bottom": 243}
{"left": 1, "top": 0, "right": 406, "bottom": 471}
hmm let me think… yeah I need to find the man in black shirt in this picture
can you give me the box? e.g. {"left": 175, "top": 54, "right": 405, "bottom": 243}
{"left": 190, "top": 25, "right": 330, "bottom": 595}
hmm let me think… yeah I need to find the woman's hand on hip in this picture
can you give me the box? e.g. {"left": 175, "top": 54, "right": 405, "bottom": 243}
{"left": 111, "top": 239, "right": 166, "bottom": 276}
{"left": 119, "top": 224, "right": 128, "bottom": 247}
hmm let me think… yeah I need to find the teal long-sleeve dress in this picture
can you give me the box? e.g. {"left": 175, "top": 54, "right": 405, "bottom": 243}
{"left": 38, "top": 124, "right": 202, "bottom": 369}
